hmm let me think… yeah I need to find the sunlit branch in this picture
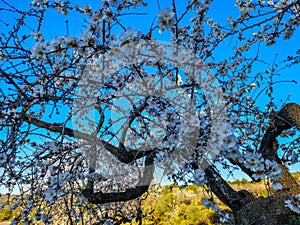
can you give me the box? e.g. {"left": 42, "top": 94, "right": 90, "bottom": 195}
{"left": 258, "top": 103, "right": 300, "bottom": 192}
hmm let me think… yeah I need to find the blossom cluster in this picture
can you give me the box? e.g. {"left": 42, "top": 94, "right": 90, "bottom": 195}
{"left": 285, "top": 194, "right": 300, "bottom": 214}
{"left": 157, "top": 8, "right": 175, "bottom": 31}
{"left": 30, "top": 33, "right": 98, "bottom": 60}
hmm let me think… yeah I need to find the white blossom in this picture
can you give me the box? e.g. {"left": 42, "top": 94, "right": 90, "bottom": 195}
{"left": 104, "top": 219, "right": 114, "bottom": 225}
{"left": 157, "top": 8, "right": 175, "bottom": 31}
{"left": 30, "top": 41, "right": 47, "bottom": 59}
{"left": 244, "top": 153, "right": 264, "bottom": 171}
{"left": 272, "top": 182, "right": 283, "bottom": 190}
{"left": 193, "top": 169, "right": 205, "bottom": 186}
{"left": 265, "top": 159, "right": 282, "bottom": 181}
{"left": 119, "top": 27, "right": 142, "bottom": 46}
{"left": 44, "top": 188, "right": 62, "bottom": 202}
{"left": 103, "top": 0, "right": 122, "bottom": 7}
{"left": 202, "top": 198, "right": 219, "bottom": 211}
{"left": 285, "top": 194, "right": 300, "bottom": 214}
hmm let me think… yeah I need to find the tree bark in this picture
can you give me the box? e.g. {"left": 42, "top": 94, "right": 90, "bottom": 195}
{"left": 82, "top": 156, "right": 154, "bottom": 204}
{"left": 204, "top": 103, "right": 300, "bottom": 224}
{"left": 234, "top": 191, "right": 299, "bottom": 225}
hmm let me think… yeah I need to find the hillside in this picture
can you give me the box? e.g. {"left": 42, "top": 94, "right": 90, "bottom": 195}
{"left": 1, "top": 173, "right": 299, "bottom": 224}
{"left": 127, "top": 173, "right": 300, "bottom": 225}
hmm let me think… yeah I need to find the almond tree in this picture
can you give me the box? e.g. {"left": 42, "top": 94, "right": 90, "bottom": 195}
{"left": 0, "top": 0, "right": 300, "bottom": 224}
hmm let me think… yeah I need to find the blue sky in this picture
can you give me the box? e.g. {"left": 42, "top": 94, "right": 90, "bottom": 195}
{"left": 1, "top": 0, "right": 299, "bottom": 185}
{"left": 17, "top": 0, "right": 300, "bottom": 107}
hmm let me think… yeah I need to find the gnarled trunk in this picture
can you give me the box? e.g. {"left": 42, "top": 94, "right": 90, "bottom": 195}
{"left": 205, "top": 103, "right": 300, "bottom": 224}
{"left": 234, "top": 191, "right": 297, "bottom": 225}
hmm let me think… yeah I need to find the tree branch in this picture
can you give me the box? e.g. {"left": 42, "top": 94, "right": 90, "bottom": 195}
{"left": 204, "top": 164, "right": 251, "bottom": 211}
{"left": 82, "top": 156, "right": 154, "bottom": 204}
{"left": 227, "top": 158, "right": 256, "bottom": 181}
{"left": 205, "top": 103, "right": 300, "bottom": 212}
{"left": 22, "top": 114, "right": 152, "bottom": 164}
{"left": 258, "top": 103, "right": 300, "bottom": 192}
{"left": 226, "top": 103, "right": 300, "bottom": 187}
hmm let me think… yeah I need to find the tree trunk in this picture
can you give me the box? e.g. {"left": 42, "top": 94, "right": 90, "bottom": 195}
{"left": 205, "top": 103, "right": 300, "bottom": 225}
{"left": 233, "top": 103, "right": 300, "bottom": 224}
{"left": 234, "top": 191, "right": 299, "bottom": 225}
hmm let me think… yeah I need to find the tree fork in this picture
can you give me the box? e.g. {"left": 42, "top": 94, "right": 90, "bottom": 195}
{"left": 206, "top": 103, "right": 300, "bottom": 224}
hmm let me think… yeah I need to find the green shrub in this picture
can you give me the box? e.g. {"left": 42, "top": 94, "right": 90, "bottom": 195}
{"left": 183, "top": 184, "right": 199, "bottom": 194}
{"left": 260, "top": 190, "right": 269, "bottom": 198}
{"left": 0, "top": 207, "right": 12, "bottom": 221}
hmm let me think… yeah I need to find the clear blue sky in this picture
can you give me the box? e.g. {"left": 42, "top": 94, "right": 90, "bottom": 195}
{"left": 1, "top": 0, "right": 299, "bottom": 184}
{"left": 1, "top": 0, "right": 299, "bottom": 104}
{"left": 44, "top": 0, "right": 300, "bottom": 105}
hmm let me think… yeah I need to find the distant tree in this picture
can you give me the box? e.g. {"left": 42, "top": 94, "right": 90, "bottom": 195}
{"left": 0, "top": 0, "right": 300, "bottom": 224}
